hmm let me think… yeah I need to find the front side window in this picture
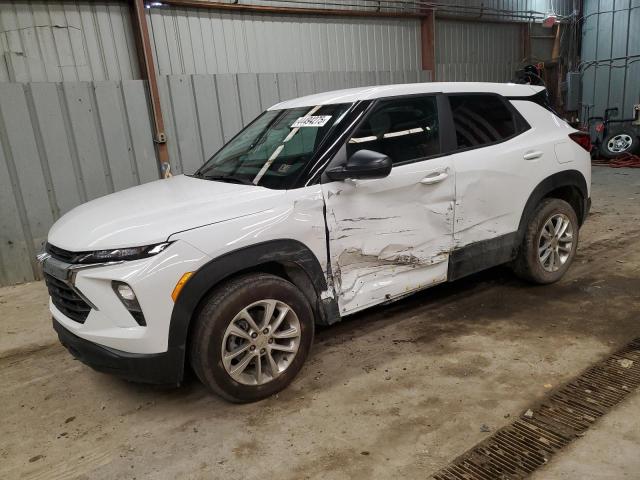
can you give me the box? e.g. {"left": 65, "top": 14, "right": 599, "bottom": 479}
{"left": 347, "top": 96, "right": 440, "bottom": 165}
{"left": 195, "top": 103, "right": 351, "bottom": 189}
{"left": 448, "top": 95, "right": 518, "bottom": 149}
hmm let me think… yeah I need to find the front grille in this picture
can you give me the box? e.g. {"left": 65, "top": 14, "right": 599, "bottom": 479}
{"left": 46, "top": 243, "right": 79, "bottom": 264}
{"left": 44, "top": 273, "right": 91, "bottom": 324}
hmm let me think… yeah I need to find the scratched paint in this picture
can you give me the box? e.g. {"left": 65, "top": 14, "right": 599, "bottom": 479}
{"left": 452, "top": 100, "right": 583, "bottom": 249}
{"left": 322, "top": 159, "right": 455, "bottom": 315}
{"left": 173, "top": 185, "right": 329, "bottom": 281}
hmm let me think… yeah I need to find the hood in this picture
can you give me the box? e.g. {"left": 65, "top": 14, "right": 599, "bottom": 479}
{"left": 48, "top": 175, "right": 284, "bottom": 251}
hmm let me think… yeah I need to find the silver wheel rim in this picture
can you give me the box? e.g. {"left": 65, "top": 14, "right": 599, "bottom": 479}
{"left": 222, "top": 299, "right": 301, "bottom": 386}
{"left": 607, "top": 134, "right": 633, "bottom": 153}
{"left": 538, "top": 213, "right": 574, "bottom": 273}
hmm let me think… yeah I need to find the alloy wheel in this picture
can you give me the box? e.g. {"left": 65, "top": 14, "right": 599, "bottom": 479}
{"left": 221, "top": 299, "right": 301, "bottom": 385}
{"left": 537, "top": 213, "right": 574, "bottom": 272}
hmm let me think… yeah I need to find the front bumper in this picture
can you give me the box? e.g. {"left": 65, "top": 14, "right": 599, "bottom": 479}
{"left": 53, "top": 318, "right": 183, "bottom": 385}
{"left": 41, "top": 240, "right": 210, "bottom": 354}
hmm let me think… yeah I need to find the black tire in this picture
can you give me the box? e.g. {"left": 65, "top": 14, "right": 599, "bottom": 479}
{"left": 600, "top": 128, "right": 640, "bottom": 159}
{"left": 512, "top": 198, "right": 579, "bottom": 284}
{"left": 189, "top": 273, "right": 314, "bottom": 403}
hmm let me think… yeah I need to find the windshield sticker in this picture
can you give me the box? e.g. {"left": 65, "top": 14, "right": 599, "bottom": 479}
{"left": 291, "top": 115, "right": 332, "bottom": 128}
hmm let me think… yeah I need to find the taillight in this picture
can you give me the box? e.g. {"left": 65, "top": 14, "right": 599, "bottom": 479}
{"left": 595, "top": 122, "right": 605, "bottom": 133}
{"left": 569, "top": 132, "right": 592, "bottom": 152}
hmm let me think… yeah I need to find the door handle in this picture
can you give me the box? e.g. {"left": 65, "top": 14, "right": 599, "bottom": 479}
{"left": 523, "top": 150, "right": 543, "bottom": 160}
{"left": 420, "top": 171, "right": 448, "bottom": 185}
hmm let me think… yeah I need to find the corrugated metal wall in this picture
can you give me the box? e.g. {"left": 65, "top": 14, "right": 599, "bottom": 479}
{"left": 146, "top": 6, "right": 421, "bottom": 75}
{"left": 0, "top": 0, "right": 580, "bottom": 84}
{"left": 435, "top": 20, "right": 523, "bottom": 81}
{"left": 580, "top": 0, "right": 640, "bottom": 120}
{"left": 0, "top": 1, "right": 139, "bottom": 82}
{"left": 143, "top": 0, "right": 578, "bottom": 80}
{"left": 0, "top": 80, "right": 157, "bottom": 285}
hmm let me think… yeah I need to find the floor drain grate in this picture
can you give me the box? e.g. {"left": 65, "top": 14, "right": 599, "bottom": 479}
{"left": 432, "top": 338, "right": 640, "bottom": 480}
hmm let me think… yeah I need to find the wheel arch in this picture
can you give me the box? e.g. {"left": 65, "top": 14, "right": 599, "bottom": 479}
{"left": 516, "top": 170, "right": 589, "bottom": 246}
{"left": 168, "top": 239, "right": 339, "bottom": 383}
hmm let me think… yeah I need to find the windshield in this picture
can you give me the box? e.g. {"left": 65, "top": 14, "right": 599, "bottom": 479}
{"left": 194, "top": 103, "right": 352, "bottom": 189}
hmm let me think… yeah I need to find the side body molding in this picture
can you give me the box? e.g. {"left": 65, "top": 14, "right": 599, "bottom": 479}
{"left": 168, "top": 239, "right": 338, "bottom": 383}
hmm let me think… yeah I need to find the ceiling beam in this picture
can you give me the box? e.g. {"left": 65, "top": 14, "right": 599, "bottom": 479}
{"left": 156, "top": 0, "right": 426, "bottom": 18}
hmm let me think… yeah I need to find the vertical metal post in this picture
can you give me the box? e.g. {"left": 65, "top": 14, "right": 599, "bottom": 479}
{"left": 551, "top": 23, "right": 562, "bottom": 60}
{"left": 621, "top": 0, "right": 632, "bottom": 118}
{"left": 420, "top": 10, "right": 436, "bottom": 77}
{"left": 130, "top": 0, "right": 170, "bottom": 179}
{"left": 521, "top": 22, "right": 531, "bottom": 63}
{"left": 590, "top": 0, "right": 601, "bottom": 117}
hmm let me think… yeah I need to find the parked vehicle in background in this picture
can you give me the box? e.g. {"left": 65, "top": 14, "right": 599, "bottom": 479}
{"left": 40, "top": 82, "right": 591, "bottom": 402}
{"left": 588, "top": 105, "right": 640, "bottom": 159}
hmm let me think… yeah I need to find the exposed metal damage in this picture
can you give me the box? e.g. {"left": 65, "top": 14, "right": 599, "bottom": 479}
{"left": 322, "top": 170, "right": 455, "bottom": 314}
{"left": 333, "top": 246, "right": 448, "bottom": 307}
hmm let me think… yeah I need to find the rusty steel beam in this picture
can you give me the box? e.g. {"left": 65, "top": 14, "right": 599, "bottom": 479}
{"left": 434, "top": 13, "right": 533, "bottom": 24}
{"left": 420, "top": 10, "right": 435, "bottom": 74}
{"left": 131, "top": 0, "right": 170, "bottom": 178}
{"left": 158, "top": 0, "right": 426, "bottom": 18}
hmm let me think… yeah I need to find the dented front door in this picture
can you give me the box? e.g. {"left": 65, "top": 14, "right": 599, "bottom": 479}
{"left": 323, "top": 159, "right": 455, "bottom": 315}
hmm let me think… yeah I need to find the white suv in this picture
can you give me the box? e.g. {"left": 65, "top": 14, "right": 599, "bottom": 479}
{"left": 41, "top": 82, "right": 591, "bottom": 402}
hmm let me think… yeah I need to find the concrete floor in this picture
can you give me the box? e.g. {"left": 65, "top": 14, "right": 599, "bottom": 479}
{"left": 1, "top": 167, "right": 640, "bottom": 480}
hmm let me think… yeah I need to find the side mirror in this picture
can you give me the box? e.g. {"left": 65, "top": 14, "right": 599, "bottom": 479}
{"left": 325, "top": 150, "right": 392, "bottom": 181}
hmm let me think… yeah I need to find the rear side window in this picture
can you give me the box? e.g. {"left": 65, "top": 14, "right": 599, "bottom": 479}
{"left": 448, "top": 95, "right": 523, "bottom": 150}
{"left": 347, "top": 95, "right": 440, "bottom": 165}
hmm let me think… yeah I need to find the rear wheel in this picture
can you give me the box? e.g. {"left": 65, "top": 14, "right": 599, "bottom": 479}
{"left": 190, "top": 273, "right": 314, "bottom": 403}
{"left": 512, "top": 198, "right": 579, "bottom": 284}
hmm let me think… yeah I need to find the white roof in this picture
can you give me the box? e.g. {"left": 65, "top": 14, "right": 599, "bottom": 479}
{"left": 269, "top": 82, "right": 544, "bottom": 110}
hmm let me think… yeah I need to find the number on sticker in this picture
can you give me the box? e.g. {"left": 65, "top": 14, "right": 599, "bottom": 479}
{"left": 291, "top": 116, "right": 332, "bottom": 128}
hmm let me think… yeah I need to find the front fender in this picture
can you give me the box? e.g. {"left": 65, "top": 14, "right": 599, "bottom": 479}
{"left": 167, "top": 239, "right": 333, "bottom": 382}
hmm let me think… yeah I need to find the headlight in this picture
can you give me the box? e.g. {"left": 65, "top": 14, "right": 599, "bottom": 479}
{"left": 74, "top": 242, "right": 172, "bottom": 264}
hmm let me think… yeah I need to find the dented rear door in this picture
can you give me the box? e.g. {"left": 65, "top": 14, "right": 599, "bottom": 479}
{"left": 322, "top": 94, "right": 455, "bottom": 316}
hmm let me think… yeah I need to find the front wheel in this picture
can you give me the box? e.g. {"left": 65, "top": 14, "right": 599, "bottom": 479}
{"left": 512, "top": 198, "right": 579, "bottom": 284}
{"left": 189, "top": 273, "right": 314, "bottom": 403}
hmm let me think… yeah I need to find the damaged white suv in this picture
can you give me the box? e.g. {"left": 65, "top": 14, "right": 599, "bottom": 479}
{"left": 42, "top": 82, "right": 591, "bottom": 402}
